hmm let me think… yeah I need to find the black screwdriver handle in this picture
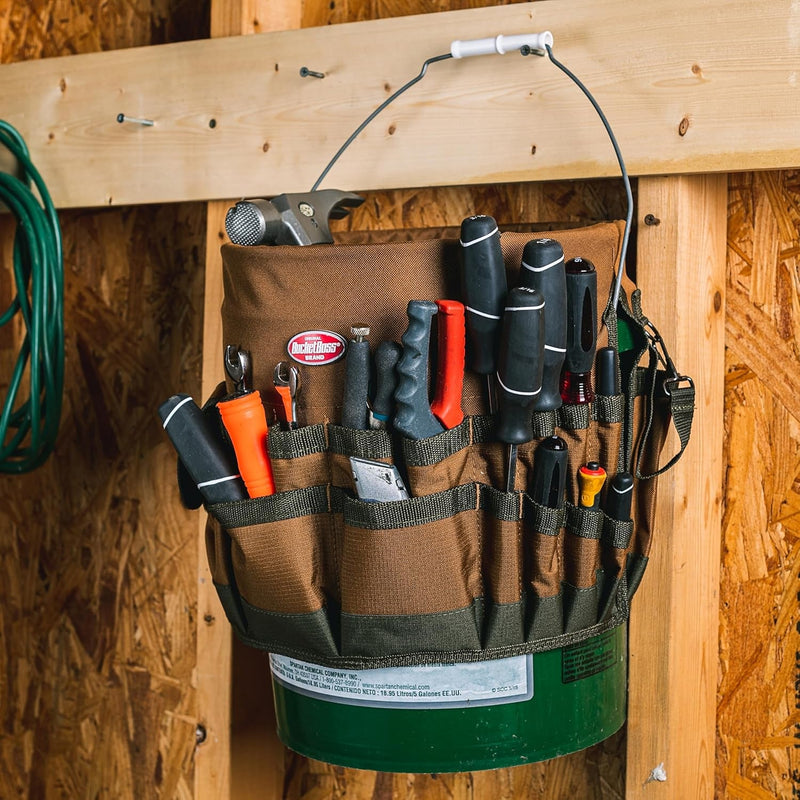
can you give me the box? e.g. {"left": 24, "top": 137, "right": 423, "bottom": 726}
{"left": 159, "top": 394, "right": 247, "bottom": 504}
{"left": 595, "top": 346, "right": 620, "bottom": 396}
{"left": 459, "top": 215, "right": 507, "bottom": 375}
{"left": 531, "top": 435, "right": 568, "bottom": 508}
{"left": 496, "top": 286, "right": 545, "bottom": 445}
{"left": 394, "top": 301, "right": 445, "bottom": 440}
{"left": 564, "top": 257, "right": 598, "bottom": 374}
{"left": 605, "top": 471, "right": 634, "bottom": 521}
{"left": 371, "top": 340, "right": 402, "bottom": 427}
{"left": 520, "top": 238, "right": 567, "bottom": 412}
{"left": 341, "top": 332, "right": 371, "bottom": 430}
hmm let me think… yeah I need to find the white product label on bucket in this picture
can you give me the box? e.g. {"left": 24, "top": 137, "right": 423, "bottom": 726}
{"left": 269, "top": 654, "right": 533, "bottom": 709}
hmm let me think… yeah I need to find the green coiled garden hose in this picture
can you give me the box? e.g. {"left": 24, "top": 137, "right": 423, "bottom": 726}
{"left": 0, "top": 121, "right": 64, "bottom": 473}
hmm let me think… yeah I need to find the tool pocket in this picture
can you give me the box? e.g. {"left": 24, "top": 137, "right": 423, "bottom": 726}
{"left": 480, "top": 485, "right": 525, "bottom": 648}
{"left": 337, "top": 484, "right": 483, "bottom": 657}
{"left": 522, "top": 494, "right": 565, "bottom": 640}
{"left": 326, "top": 424, "right": 395, "bottom": 493}
{"left": 598, "top": 512, "right": 634, "bottom": 622}
{"left": 209, "top": 488, "right": 340, "bottom": 660}
{"left": 555, "top": 403, "right": 592, "bottom": 506}
{"left": 400, "top": 416, "right": 472, "bottom": 497}
{"left": 204, "top": 515, "right": 248, "bottom": 633}
{"left": 268, "top": 423, "right": 329, "bottom": 491}
{"left": 562, "top": 503, "right": 603, "bottom": 633}
{"left": 589, "top": 393, "right": 625, "bottom": 475}
{"left": 172, "top": 222, "right": 696, "bottom": 670}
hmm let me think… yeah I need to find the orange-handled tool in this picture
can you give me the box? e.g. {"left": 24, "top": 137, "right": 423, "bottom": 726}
{"left": 219, "top": 346, "right": 275, "bottom": 498}
{"left": 577, "top": 461, "right": 606, "bottom": 509}
{"left": 273, "top": 361, "right": 300, "bottom": 429}
{"left": 430, "top": 299, "right": 465, "bottom": 430}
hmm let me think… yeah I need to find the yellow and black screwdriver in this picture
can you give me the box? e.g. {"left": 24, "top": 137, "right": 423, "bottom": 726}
{"left": 577, "top": 461, "right": 607, "bottom": 509}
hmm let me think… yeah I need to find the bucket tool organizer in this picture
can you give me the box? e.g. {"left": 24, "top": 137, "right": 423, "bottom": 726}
{"left": 199, "top": 221, "right": 692, "bottom": 670}
{"left": 159, "top": 30, "right": 695, "bottom": 771}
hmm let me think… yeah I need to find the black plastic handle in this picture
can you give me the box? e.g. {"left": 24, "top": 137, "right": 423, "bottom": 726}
{"left": 530, "top": 435, "right": 568, "bottom": 508}
{"left": 371, "top": 340, "right": 402, "bottom": 425}
{"left": 394, "top": 301, "right": 445, "bottom": 440}
{"left": 341, "top": 335, "right": 371, "bottom": 430}
{"left": 496, "top": 286, "right": 545, "bottom": 445}
{"left": 519, "top": 238, "right": 567, "bottom": 412}
{"left": 595, "top": 346, "right": 620, "bottom": 396}
{"left": 158, "top": 394, "right": 247, "bottom": 504}
{"left": 459, "top": 215, "right": 507, "bottom": 376}
{"left": 564, "top": 257, "right": 598, "bottom": 374}
{"left": 605, "top": 471, "right": 634, "bottom": 521}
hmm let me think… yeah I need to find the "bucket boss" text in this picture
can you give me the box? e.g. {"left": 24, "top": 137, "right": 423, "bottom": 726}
{"left": 287, "top": 330, "right": 347, "bottom": 366}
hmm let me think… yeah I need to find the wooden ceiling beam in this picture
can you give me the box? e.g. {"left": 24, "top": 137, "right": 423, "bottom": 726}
{"left": 1, "top": 0, "right": 798, "bottom": 208}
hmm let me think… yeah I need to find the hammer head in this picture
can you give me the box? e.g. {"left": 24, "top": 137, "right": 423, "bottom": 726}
{"left": 225, "top": 189, "right": 364, "bottom": 246}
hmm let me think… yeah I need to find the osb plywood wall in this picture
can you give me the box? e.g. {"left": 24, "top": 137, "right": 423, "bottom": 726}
{"left": 2, "top": 2, "right": 800, "bottom": 800}
{"left": 720, "top": 171, "right": 800, "bottom": 799}
{"left": 0, "top": 2, "right": 209, "bottom": 798}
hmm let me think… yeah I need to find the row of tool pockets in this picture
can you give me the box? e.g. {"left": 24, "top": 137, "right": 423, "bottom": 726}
{"left": 206, "top": 481, "right": 633, "bottom": 664}
{"left": 203, "top": 395, "right": 656, "bottom": 667}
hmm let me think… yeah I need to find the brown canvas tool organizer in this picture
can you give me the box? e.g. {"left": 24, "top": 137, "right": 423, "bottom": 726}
{"left": 201, "top": 221, "right": 694, "bottom": 670}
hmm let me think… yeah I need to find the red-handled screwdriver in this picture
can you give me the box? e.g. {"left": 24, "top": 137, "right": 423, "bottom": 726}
{"left": 218, "top": 345, "right": 276, "bottom": 498}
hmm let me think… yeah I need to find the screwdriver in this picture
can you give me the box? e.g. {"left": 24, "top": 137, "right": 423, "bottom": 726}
{"left": 430, "top": 299, "right": 466, "bottom": 430}
{"left": 561, "top": 257, "right": 598, "bottom": 405}
{"left": 341, "top": 324, "right": 371, "bottom": 430}
{"left": 519, "top": 238, "right": 567, "bottom": 412}
{"left": 530, "top": 435, "right": 568, "bottom": 509}
{"left": 370, "top": 340, "right": 402, "bottom": 430}
{"left": 577, "top": 461, "right": 607, "bottom": 509}
{"left": 394, "top": 300, "right": 445, "bottom": 440}
{"left": 496, "top": 286, "right": 545, "bottom": 491}
{"left": 217, "top": 345, "right": 276, "bottom": 498}
{"left": 459, "top": 215, "right": 507, "bottom": 414}
{"left": 598, "top": 470, "right": 635, "bottom": 621}
{"left": 605, "top": 470, "right": 633, "bottom": 520}
{"left": 595, "top": 346, "right": 620, "bottom": 397}
{"left": 158, "top": 394, "right": 247, "bottom": 504}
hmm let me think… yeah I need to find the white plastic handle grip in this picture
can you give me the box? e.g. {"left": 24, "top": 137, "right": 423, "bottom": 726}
{"left": 450, "top": 32, "right": 554, "bottom": 59}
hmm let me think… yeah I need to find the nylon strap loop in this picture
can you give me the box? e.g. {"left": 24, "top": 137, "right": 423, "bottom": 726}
{"left": 565, "top": 504, "right": 604, "bottom": 540}
{"left": 209, "top": 484, "right": 329, "bottom": 528}
{"left": 602, "top": 514, "right": 634, "bottom": 550}
{"left": 269, "top": 423, "right": 327, "bottom": 459}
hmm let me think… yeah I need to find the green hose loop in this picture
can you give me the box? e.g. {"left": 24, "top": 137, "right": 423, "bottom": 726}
{"left": 0, "top": 121, "right": 64, "bottom": 473}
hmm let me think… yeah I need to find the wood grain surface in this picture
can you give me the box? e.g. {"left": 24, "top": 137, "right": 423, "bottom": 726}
{"left": 2, "top": 0, "right": 800, "bottom": 208}
{"left": 627, "top": 175, "right": 728, "bottom": 799}
{"left": 2, "top": 1, "right": 799, "bottom": 799}
{"left": 0, "top": 2, "right": 209, "bottom": 798}
{"left": 719, "top": 170, "right": 800, "bottom": 800}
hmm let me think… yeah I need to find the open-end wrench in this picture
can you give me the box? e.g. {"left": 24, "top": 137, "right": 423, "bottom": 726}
{"left": 273, "top": 361, "right": 301, "bottom": 429}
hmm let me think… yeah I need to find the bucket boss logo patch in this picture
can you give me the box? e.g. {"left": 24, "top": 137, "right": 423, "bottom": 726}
{"left": 287, "top": 330, "right": 347, "bottom": 365}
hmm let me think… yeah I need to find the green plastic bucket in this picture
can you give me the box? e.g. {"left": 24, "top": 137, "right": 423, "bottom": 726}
{"left": 270, "top": 624, "right": 626, "bottom": 772}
